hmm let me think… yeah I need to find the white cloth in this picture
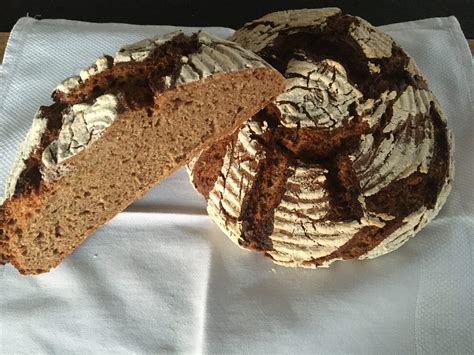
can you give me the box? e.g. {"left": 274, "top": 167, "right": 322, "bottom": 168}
{"left": 0, "top": 16, "right": 472, "bottom": 354}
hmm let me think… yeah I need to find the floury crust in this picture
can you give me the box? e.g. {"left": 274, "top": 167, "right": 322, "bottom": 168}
{"left": 189, "top": 8, "right": 453, "bottom": 268}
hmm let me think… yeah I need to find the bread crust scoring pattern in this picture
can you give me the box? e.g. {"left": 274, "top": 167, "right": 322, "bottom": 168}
{"left": 190, "top": 9, "right": 453, "bottom": 267}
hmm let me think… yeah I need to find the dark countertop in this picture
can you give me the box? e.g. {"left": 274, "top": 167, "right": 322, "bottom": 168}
{"left": 2, "top": 0, "right": 474, "bottom": 37}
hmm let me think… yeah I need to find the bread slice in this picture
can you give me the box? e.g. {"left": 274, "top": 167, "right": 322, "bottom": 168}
{"left": 0, "top": 31, "right": 285, "bottom": 275}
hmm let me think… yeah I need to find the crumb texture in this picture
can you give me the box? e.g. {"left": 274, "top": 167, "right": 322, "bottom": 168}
{"left": 190, "top": 9, "right": 453, "bottom": 268}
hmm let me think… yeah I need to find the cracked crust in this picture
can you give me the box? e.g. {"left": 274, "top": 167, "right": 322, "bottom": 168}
{"left": 189, "top": 9, "right": 453, "bottom": 268}
{"left": 0, "top": 31, "right": 286, "bottom": 274}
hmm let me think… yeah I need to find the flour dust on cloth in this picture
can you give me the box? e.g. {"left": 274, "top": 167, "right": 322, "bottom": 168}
{"left": 0, "top": 16, "right": 472, "bottom": 354}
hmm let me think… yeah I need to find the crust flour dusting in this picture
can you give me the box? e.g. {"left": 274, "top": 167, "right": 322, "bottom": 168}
{"left": 1, "top": 111, "right": 47, "bottom": 203}
{"left": 55, "top": 31, "right": 270, "bottom": 95}
{"left": 275, "top": 57, "right": 363, "bottom": 129}
{"left": 42, "top": 94, "right": 119, "bottom": 169}
{"left": 189, "top": 9, "right": 453, "bottom": 268}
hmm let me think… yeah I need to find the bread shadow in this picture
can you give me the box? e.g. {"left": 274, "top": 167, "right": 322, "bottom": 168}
{"left": 123, "top": 203, "right": 207, "bottom": 216}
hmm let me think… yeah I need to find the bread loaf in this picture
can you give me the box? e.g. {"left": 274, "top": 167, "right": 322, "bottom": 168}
{"left": 189, "top": 9, "right": 453, "bottom": 267}
{"left": 0, "top": 31, "right": 286, "bottom": 274}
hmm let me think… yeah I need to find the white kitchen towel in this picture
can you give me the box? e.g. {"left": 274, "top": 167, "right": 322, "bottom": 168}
{"left": 0, "top": 16, "right": 472, "bottom": 354}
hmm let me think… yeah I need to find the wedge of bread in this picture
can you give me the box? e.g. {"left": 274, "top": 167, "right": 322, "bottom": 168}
{"left": 0, "top": 31, "right": 285, "bottom": 274}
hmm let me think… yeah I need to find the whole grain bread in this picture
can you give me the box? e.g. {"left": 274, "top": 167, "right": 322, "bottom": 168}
{"left": 0, "top": 31, "right": 285, "bottom": 274}
{"left": 189, "top": 9, "right": 453, "bottom": 267}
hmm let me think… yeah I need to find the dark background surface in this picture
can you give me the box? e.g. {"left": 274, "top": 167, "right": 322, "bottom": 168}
{"left": 2, "top": 0, "right": 474, "bottom": 37}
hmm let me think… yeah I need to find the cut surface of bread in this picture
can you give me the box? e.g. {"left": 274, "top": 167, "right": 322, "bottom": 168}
{"left": 0, "top": 31, "right": 285, "bottom": 274}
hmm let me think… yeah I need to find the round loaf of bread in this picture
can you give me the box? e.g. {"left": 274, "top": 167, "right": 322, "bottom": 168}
{"left": 189, "top": 8, "right": 453, "bottom": 268}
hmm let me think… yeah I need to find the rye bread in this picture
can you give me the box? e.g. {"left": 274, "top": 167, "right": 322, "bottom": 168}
{"left": 0, "top": 31, "right": 285, "bottom": 274}
{"left": 189, "top": 9, "right": 453, "bottom": 267}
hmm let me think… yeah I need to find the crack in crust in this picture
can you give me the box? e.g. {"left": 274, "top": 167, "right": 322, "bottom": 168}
{"left": 190, "top": 9, "right": 453, "bottom": 268}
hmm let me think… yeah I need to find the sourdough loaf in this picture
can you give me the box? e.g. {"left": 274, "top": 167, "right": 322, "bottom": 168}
{"left": 0, "top": 31, "right": 285, "bottom": 274}
{"left": 189, "top": 9, "right": 453, "bottom": 267}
